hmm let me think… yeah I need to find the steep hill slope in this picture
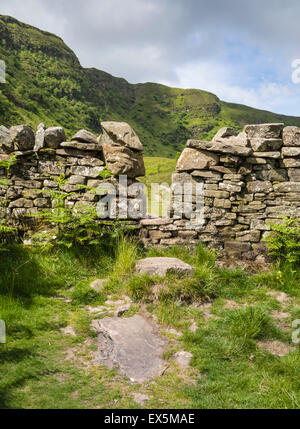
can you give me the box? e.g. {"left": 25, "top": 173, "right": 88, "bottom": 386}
{"left": 1, "top": 14, "right": 300, "bottom": 157}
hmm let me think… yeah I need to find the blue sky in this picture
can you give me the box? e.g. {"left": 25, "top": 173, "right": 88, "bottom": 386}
{"left": 1, "top": 0, "right": 300, "bottom": 116}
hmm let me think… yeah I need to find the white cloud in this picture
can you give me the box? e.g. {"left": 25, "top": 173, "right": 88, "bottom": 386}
{"left": 0, "top": 0, "right": 300, "bottom": 115}
{"left": 176, "top": 60, "right": 300, "bottom": 115}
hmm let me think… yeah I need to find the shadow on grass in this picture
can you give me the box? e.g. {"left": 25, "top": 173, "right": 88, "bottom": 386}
{"left": 0, "top": 245, "right": 54, "bottom": 299}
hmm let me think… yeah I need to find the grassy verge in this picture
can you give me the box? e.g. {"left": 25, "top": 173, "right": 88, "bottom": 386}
{"left": 0, "top": 239, "right": 300, "bottom": 409}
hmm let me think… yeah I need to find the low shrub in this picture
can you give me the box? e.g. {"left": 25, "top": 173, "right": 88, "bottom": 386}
{"left": 264, "top": 216, "right": 300, "bottom": 266}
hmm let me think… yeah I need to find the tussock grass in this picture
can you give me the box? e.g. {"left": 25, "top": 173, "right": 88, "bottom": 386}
{"left": 225, "top": 306, "right": 273, "bottom": 340}
{"left": 107, "top": 236, "right": 139, "bottom": 291}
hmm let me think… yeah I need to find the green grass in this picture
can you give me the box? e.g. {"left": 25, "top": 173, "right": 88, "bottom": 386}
{"left": 1, "top": 14, "right": 300, "bottom": 158}
{"left": 0, "top": 238, "right": 300, "bottom": 409}
{"left": 139, "top": 156, "right": 176, "bottom": 215}
{"left": 140, "top": 157, "right": 177, "bottom": 188}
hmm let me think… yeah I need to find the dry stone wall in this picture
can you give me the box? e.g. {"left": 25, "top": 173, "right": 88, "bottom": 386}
{"left": 141, "top": 123, "right": 300, "bottom": 260}
{"left": 0, "top": 122, "right": 145, "bottom": 229}
{"left": 1, "top": 120, "right": 300, "bottom": 260}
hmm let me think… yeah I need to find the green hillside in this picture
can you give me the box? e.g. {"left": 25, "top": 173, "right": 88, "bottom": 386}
{"left": 1, "top": 14, "right": 300, "bottom": 157}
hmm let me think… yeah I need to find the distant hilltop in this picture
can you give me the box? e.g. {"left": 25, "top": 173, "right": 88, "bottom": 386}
{"left": 1, "top": 14, "right": 300, "bottom": 157}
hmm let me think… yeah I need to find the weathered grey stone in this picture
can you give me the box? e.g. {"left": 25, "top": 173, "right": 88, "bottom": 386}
{"left": 87, "top": 179, "right": 103, "bottom": 188}
{"left": 247, "top": 157, "right": 267, "bottom": 165}
{"left": 44, "top": 179, "right": 58, "bottom": 188}
{"left": 216, "top": 130, "right": 249, "bottom": 148}
{"left": 34, "top": 123, "right": 46, "bottom": 151}
{"left": 250, "top": 138, "right": 283, "bottom": 152}
{"left": 176, "top": 148, "right": 219, "bottom": 171}
{"left": 92, "top": 315, "right": 166, "bottom": 383}
{"left": 223, "top": 174, "right": 243, "bottom": 181}
{"left": 22, "top": 189, "right": 44, "bottom": 199}
{"left": 177, "top": 230, "right": 198, "bottom": 239}
{"left": 187, "top": 140, "right": 252, "bottom": 157}
{"left": 244, "top": 123, "right": 284, "bottom": 139}
{"left": 101, "top": 122, "right": 144, "bottom": 152}
{"left": 250, "top": 219, "right": 271, "bottom": 231}
{"left": 149, "top": 230, "right": 172, "bottom": 240}
{"left": 9, "top": 125, "right": 35, "bottom": 151}
{"left": 60, "top": 141, "right": 101, "bottom": 152}
{"left": 273, "top": 182, "right": 300, "bottom": 193}
{"left": 256, "top": 168, "right": 288, "bottom": 183}
{"left": 68, "top": 175, "right": 86, "bottom": 185}
{"left": 219, "top": 182, "right": 242, "bottom": 193}
{"left": 224, "top": 241, "right": 251, "bottom": 257}
{"left": 56, "top": 147, "right": 101, "bottom": 158}
{"left": 9, "top": 198, "right": 34, "bottom": 208}
{"left": 62, "top": 185, "right": 81, "bottom": 193}
{"left": 191, "top": 170, "right": 222, "bottom": 179}
{"left": 252, "top": 151, "right": 281, "bottom": 159}
{"left": 140, "top": 218, "right": 173, "bottom": 226}
{"left": 214, "top": 199, "right": 232, "bottom": 209}
{"left": 14, "top": 179, "right": 42, "bottom": 189}
{"left": 288, "top": 168, "right": 300, "bottom": 182}
{"left": 246, "top": 181, "right": 273, "bottom": 193}
{"left": 172, "top": 172, "right": 197, "bottom": 187}
{"left": 0, "top": 125, "right": 12, "bottom": 152}
{"left": 204, "top": 190, "right": 230, "bottom": 199}
{"left": 136, "top": 257, "right": 194, "bottom": 277}
{"left": 44, "top": 127, "right": 66, "bottom": 149}
{"left": 160, "top": 237, "right": 198, "bottom": 246}
{"left": 282, "top": 158, "right": 300, "bottom": 168}
{"left": 236, "top": 230, "right": 261, "bottom": 242}
{"left": 102, "top": 144, "right": 145, "bottom": 178}
{"left": 78, "top": 157, "right": 104, "bottom": 167}
{"left": 70, "top": 165, "right": 104, "bottom": 178}
{"left": 34, "top": 198, "right": 50, "bottom": 208}
{"left": 281, "top": 147, "right": 300, "bottom": 157}
{"left": 211, "top": 165, "right": 236, "bottom": 174}
{"left": 71, "top": 129, "right": 98, "bottom": 144}
{"left": 266, "top": 206, "right": 298, "bottom": 217}
{"left": 282, "top": 126, "right": 300, "bottom": 147}
{"left": 220, "top": 155, "right": 240, "bottom": 164}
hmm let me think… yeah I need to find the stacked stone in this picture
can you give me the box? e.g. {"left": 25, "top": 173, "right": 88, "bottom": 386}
{"left": 0, "top": 122, "right": 146, "bottom": 227}
{"left": 1, "top": 120, "right": 299, "bottom": 259}
{"left": 141, "top": 123, "right": 300, "bottom": 260}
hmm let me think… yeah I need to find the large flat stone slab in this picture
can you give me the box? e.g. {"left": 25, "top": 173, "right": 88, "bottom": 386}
{"left": 136, "top": 257, "right": 194, "bottom": 277}
{"left": 92, "top": 315, "right": 166, "bottom": 383}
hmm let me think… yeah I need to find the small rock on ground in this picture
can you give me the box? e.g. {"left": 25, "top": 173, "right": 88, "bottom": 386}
{"left": 165, "top": 328, "right": 182, "bottom": 337}
{"left": 90, "top": 278, "right": 108, "bottom": 292}
{"left": 136, "top": 257, "right": 194, "bottom": 277}
{"left": 174, "top": 351, "right": 193, "bottom": 370}
{"left": 189, "top": 321, "right": 198, "bottom": 333}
